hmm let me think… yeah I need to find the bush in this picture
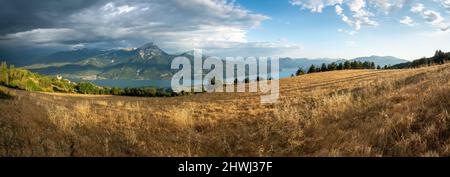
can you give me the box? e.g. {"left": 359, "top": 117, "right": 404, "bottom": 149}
{"left": 111, "top": 87, "right": 122, "bottom": 95}
{"left": 25, "top": 80, "right": 42, "bottom": 91}
{"left": 76, "top": 82, "right": 98, "bottom": 94}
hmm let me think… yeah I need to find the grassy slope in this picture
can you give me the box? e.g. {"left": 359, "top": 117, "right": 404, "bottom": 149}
{"left": 1, "top": 67, "right": 77, "bottom": 93}
{"left": 0, "top": 64, "right": 449, "bottom": 157}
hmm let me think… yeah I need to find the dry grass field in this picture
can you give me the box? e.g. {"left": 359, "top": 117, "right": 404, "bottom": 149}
{"left": 1, "top": 64, "right": 449, "bottom": 157}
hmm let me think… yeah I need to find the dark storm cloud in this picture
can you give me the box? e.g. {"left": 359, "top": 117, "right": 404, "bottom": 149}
{"left": 0, "top": 0, "right": 270, "bottom": 48}
{"left": 0, "top": 0, "right": 104, "bottom": 35}
{"left": 0, "top": 0, "right": 301, "bottom": 59}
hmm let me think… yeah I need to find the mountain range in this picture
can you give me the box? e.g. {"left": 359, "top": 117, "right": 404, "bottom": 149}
{"left": 24, "top": 43, "right": 180, "bottom": 80}
{"left": 15, "top": 43, "right": 408, "bottom": 80}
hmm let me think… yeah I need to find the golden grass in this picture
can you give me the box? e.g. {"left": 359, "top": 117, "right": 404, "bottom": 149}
{"left": 0, "top": 64, "right": 449, "bottom": 157}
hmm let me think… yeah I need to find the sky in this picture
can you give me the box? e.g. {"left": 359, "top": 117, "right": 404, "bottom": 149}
{"left": 1, "top": 0, "right": 450, "bottom": 60}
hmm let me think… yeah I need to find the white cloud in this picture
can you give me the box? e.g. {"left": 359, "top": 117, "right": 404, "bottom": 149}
{"left": 442, "top": 0, "right": 450, "bottom": 10}
{"left": 411, "top": 3, "right": 449, "bottom": 31}
{"left": 290, "top": 0, "right": 343, "bottom": 13}
{"left": 293, "top": 0, "right": 379, "bottom": 30}
{"left": 348, "top": 0, "right": 378, "bottom": 30}
{"left": 338, "top": 28, "right": 357, "bottom": 35}
{"left": 370, "top": 0, "right": 406, "bottom": 13}
{"left": 291, "top": 1, "right": 450, "bottom": 32}
{"left": 202, "top": 40, "right": 303, "bottom": 57}
{"left": 411, "top": 3, "right": 425, "bottom": 13}
{"left": 335, "top": 4, "right": 343, "bottom": 15}
{"left": 399, "top": 16, "right": 415, "bottom": 26}
{"left": 70, "top": 0, "right": 271, "bottom": 48}
{"left": 348, "top": 0, "right": 365, "bottom": 12}
{"left": 423, "top": 10, "right": 443, "bottom": 23}
{"left": 423, "top": 10, "right": 449, "bottom": 31}
{"left": 335, "top": 5, "right": 354, "bottom": 27}
{"left": 101, "top": 2, "right": 137, "bottom": 16}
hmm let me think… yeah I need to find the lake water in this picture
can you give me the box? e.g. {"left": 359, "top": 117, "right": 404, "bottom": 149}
{"left": 72, "top": 68, "right": 298, "bottom": 88}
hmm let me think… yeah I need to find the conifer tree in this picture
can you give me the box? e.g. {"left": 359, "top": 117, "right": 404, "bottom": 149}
{"left": 337, "top": 63, "right": 344, "bottom": 70}
{"left": 308, "top": 64, "right": 316, "bottom": 74}
{"left": 344, "top": 61, "right": 351, "bottom": 69}
{"left": 296, "top": 68, "right": 305, "bottom": 76}
{"left": 328, "top": 62, "right": 337, "bottom": 71}
{"left": 321, "top": 63, "right": 328, "bottom": 72}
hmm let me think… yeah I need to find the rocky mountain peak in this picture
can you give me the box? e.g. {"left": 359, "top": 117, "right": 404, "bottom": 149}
{"left": 138, "top": 42, "right": 166, "bottom": 59}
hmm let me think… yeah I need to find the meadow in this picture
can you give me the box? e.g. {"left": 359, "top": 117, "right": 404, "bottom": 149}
{"left": 0, "top": 64, "right": 449, "bottom": 156}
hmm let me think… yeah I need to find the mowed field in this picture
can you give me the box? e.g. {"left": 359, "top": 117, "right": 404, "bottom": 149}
{"left": 1, "top": 64, "right": 449, "bottom": 157}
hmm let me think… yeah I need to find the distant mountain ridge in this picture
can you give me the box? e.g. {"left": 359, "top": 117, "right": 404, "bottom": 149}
{"left": 20, "top": 42, "right": 409, "bottom": 80}
{"left": 26, "top": 43, "right": 180, "bottom": 80}
{"left": 42, "top": 48, "right": 107, "bottom": 64}
{"left": 280, "top": 58, "right": 340, "bottom": 70}
{"left": 350, "top": 56, "right": 408, "bottom": 67}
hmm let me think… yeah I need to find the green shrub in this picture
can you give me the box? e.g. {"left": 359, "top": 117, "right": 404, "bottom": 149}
{"left": 25, "top": 80, "right": 42, "bottom": 91}
{"left": 111, "top": 87, "right": 122, "bottom": 95}
{"left": 76, "top": 82, "right": 98, "bottom": 94}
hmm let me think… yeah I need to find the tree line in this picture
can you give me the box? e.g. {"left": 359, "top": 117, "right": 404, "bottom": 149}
{"left": 390, "top": 50, "right": 450, "bottom": 69}
{"left": 295, "top": 60, "right": 379, "bottom": 76}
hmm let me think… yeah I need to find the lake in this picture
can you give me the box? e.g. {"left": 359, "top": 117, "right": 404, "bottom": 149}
{"left": 72, "top": 68, "right": 299, "bottom": 88}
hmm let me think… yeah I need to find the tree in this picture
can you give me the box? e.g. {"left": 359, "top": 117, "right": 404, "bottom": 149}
{"left": 0, "top": 62, "right": 8, "bottom": 85}
{"left": 351, "top": 61, "right": 363, "bottom": 69}
{"left": 337, "top": 63, "right": 344, "bottom": 70}
{"left": 344, "top": 61, "right": 351, "bottom": 69}
{"left": 434, "top": 50, "right": 446, "bottom": 64}
{"left": 111, "top": 87, "right": 122, "bottom": 95}
{"left": 99, "top": 88, "right": 111, "bottom": 95}
{"left": 307, "top": 64, "right": 316, "bottom": 74}
{"left": 321, "top": 63, "right": 328, "bottom": 72}
{"left": 296, "top": 68, "right": 305, "bottom": 76}
{"left": 315, "top": 66, "right": 321, "bottom": 73}
{"left": 376, "top": 65, "right": 381, "bottom": 70}
{"left": 328, "top": 62, "right": 337, "bottom": 71}
{"left": 362, "top": 61, "right": 368, "bottom": 69}
{"left": 391, "top": 51, "right": 450, "bottom": 69}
